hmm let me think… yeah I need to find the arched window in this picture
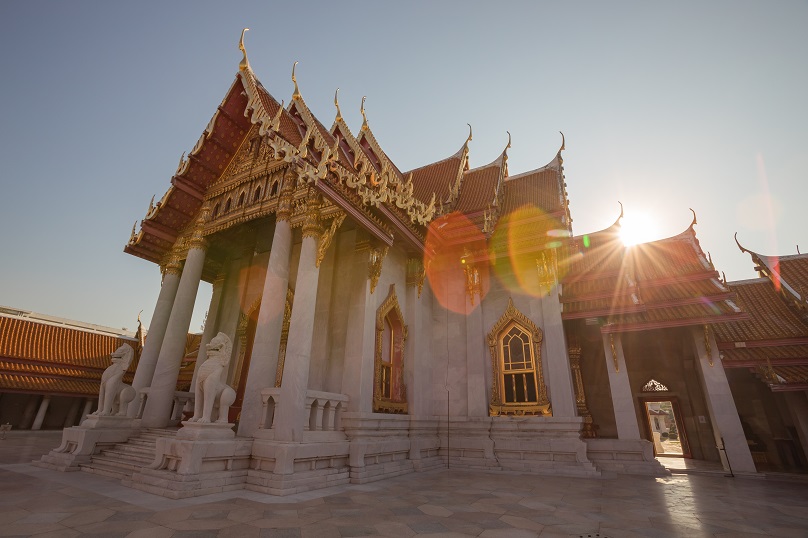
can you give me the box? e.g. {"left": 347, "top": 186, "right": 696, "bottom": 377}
{"left": 224, "top": 198, "right": 231, "bottom": 213}
{"left": 488, "top": 298, "right": 551, "bottom": 416}
{"left": 237, "top": 191, "right": 245, "bottom": 207}
{"left": 212, "top": 202, "right": 220, "bottom": 219}
{"left": 253, "top": 186, "right": 262, "bottom": 203}
{"left": 269, "top": 180, "right": 279, "bottom": 197}
{"left": 373, "top": 284, "right": 408, "bottom": 413}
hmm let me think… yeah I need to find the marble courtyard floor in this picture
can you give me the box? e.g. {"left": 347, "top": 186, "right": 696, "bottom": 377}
{"left": 1, "top": 432, "right": 807, "bottom": 537}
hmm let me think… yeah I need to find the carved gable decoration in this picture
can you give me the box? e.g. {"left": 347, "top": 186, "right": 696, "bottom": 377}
{"left": 642, "top": 379, "right": 669, "bottom": 392}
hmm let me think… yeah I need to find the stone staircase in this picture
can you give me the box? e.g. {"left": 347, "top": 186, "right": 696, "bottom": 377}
{"left": 79, "top": 428, "right": 177, "bottom": 481}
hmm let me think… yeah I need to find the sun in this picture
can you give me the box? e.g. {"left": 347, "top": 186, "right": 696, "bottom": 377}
{"left": 620, "top": 211, "right": 660, "bottom": 247}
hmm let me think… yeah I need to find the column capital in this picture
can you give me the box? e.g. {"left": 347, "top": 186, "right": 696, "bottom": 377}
{"left": 186, "top": 204, "right": 210, "bottom": 251}
{"left": 301, "top": 191, "right": 322, "bottom": 240}
{"left": 161, "top": 255, "right": 183, "bottom": 277}
{"left": 276, "top": 168, "right": 297, "bottom": 222}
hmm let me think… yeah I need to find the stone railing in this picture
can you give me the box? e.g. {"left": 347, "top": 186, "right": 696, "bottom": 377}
{"left": 135, "top": 389, "right": 194, "bottom": 426}
{"left": 259, "top": 388, "right": 349, "bottom": 433}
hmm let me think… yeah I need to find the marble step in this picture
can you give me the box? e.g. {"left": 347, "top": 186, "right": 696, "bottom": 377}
{"left": 111, "top": 442, "right": 155, "bottom": 455}
{"left": 80, "top": 461, "right": 132, "bottom": 481}
{"left": 95, "top": 450, "right": 154, "bottom": 467}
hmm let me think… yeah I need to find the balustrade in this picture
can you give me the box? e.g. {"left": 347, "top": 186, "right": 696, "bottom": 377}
{"left": 259, "top": 388, "right": 348, "bottom": 433}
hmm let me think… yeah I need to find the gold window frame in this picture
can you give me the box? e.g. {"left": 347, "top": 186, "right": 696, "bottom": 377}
{"left": 487, "top": 298, "right": 551, "bottom": 416}
{"left": 373, "top": 284, "right": 408, "bottom": 413}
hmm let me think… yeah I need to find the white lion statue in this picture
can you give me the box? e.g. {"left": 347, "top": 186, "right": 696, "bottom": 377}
{"left": 189, "top": 332, "right": 236, "bottom": 424}
{"left": 92, "top": 344, "right": 136, "bottom": 416}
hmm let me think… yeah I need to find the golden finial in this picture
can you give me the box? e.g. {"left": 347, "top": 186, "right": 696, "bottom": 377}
{"left": 239, "top": 28, "right": 250, "bottom": 72}
{"left": 147, "top": 194, "right": 155, "bottom": 215}
{"left": 137, "top": 310, "right": 143, "bottom": 324}
{"left": 689, "top": 208, "right": 698, "bottom": 228}
{"left": 466, "top": 123, "right": 473, "bottom": 143}
{"left": 614, "top": 201, "right": 624, "bottom": 227}
{"left": 360, "top": 96, "right": 369, "bottom": 130}
{"left": 334, "top": 88, "right": 343, "bottom": 122}
{"left": 559, "top": 131, "right": 566, "bottom": 152}
{"left": 506, "top": 130, "right": 512, "bottom": 150}
{"left": 292, "top": 61, "right": 301, "bottom": 101}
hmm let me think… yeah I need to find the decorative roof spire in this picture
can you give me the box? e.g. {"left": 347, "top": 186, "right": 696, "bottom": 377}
{"left": 360, "top": 96, "right": 369, "bottom": 131}
{"left": 292, "top": 61, "right": 301, "bottom": 101}
{"left": 334, "top": 88, "right": 343, "bottom": 123}
{"left": 612, "top": 201, "right": 625, "bottom": 228}
{"left": 506, "top": 130, "right": 512, "bottom": 150}
{"left": 734, "top": 232, "right": 750, "bottom": 254}
{"left": 238, "top": 28, "right": 250, "bottom": 72}
{"left": 466, "top": 123, "right": 473, "bottom": 144}
{"left": 559, "top": 131, "right": 566, "bottom": 152}
{"left": 689, "top": 208, "right": 698, "bottom": 229}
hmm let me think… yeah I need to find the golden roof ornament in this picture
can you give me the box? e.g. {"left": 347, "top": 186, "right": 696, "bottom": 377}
{"left": 360, "top": 96, "right": 369, "bottom": 131}
{"left": 238, "top": 28, "right": 250, "bottom": 72}
{"left": 506, "top": 130, "right": 512, "bottom": 150}
{"left": 291, "top": 61, "right": 301, "bottom": 101}
{"left": 559, "top": 131, "right": 566, "bottom": 152}
{"left": 689, "top": 208, "right": 698, "bottom": 228}
{"left": 334, "top": 88, "right": 343, "bottom": 123}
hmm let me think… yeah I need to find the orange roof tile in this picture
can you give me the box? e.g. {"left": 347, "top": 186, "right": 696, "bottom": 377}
{"left": 455, "top": 157, "right": 503, "bottom": 213}
{"left": 405, "top": 148, "right": 466, "bottom": 205}
{"left": 502, "top": 162, "right": 564, "bottom": 215}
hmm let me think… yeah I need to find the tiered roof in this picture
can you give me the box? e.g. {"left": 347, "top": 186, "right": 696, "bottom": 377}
{"left": 560, "top": 211, "right": 747, "bottom": 332}
{"left": 125, "top": 32, "right": 573, "bottom": 269}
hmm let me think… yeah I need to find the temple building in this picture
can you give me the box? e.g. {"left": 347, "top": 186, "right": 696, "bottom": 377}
{"left": 36, "top": 33, "right": 808, "bottom": 497}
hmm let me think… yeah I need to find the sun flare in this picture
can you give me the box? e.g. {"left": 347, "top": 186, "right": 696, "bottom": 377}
{"left": 620, "top": 212, "right": 660, "bottom": 246}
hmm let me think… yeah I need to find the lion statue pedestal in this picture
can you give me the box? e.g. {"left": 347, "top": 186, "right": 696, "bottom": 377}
{"left": 36, "top": 344, "right": 139, "bottom": 472}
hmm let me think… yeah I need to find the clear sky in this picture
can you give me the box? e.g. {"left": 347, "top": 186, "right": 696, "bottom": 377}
{"left": 0, "top": 1, "right": 805, "bottom": 333}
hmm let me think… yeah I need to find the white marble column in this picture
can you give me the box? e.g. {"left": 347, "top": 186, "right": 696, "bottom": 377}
{"left": 141, "top": 210, "right": 209, "bottom": 428}
{"left": 63, "top": 398, "right": 81, "bottom": 427}
{"left": 274, "top": 194, "right": 321, "bottom": 442}
{"left": 31, "top": 396, "right": 51, "bottom": 430}
{"left": 405, "top": 260, "right": 432, "bottom": 416}
{"left": 540, "top": 287, "right": 576, "bottom": 418}
{"left": 238, "top": 181, "right": 295, "bottom": 437}
{"left": 602, "top": 333, "right": 641, "bottom": 439}
{"left": 465, "top": 279, "right": 487, "bottom": 417}
{"left": 691, "top": 326, "right": 757, "bottom": 473}
{"left": 785, "top": 391, "right": 808, "bottom": 465}
{"left": 80, "top": 398, "right": 94, "bottom": 424}
{"left": 128, "top": 259, "right": 182, "bottom": 416}
{"left": 341, "top": 237, "right": 378, "bottom": 414}
{"left": 20, "top": 396, "right": 39, "bottom": 429}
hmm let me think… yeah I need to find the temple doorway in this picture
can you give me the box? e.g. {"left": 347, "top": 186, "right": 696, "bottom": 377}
{"left": 641, "top": 397, "right": 691, "bottom": 458}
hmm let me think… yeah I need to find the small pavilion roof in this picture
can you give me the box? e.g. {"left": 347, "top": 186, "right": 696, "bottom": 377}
{"left": 735, "top": 236, "right": 808, "bottom": 318}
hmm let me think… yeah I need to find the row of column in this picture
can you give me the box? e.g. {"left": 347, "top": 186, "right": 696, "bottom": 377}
{"left": 601, "top": 329, "right": 757, "bottom": 473}
{"left": 132, "top": 171, "right": 327, "bottom": 440}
